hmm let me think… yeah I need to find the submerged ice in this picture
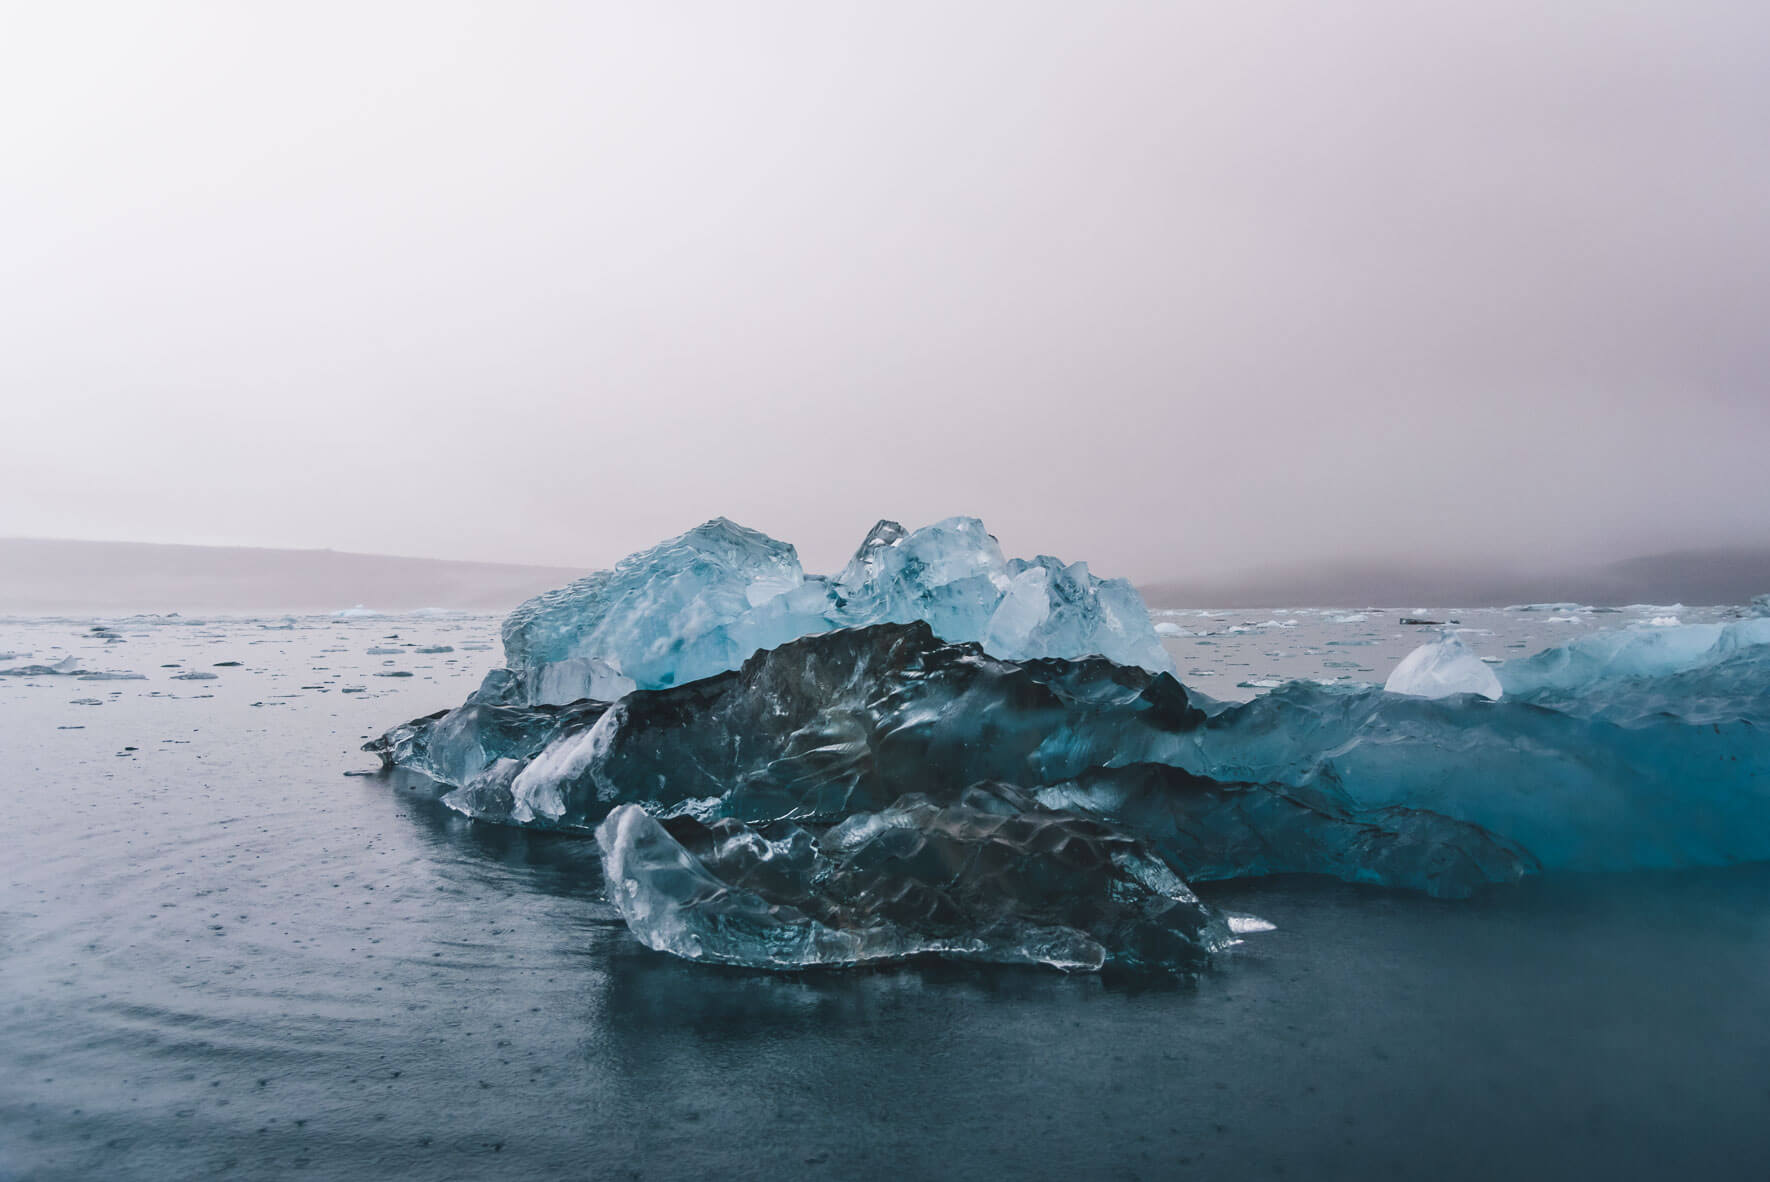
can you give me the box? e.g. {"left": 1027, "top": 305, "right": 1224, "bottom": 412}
{"left": 369, "top": 517, "right": 1770, "bottom": 975}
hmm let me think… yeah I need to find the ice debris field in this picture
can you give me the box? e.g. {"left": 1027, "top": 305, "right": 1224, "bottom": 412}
{"left": 300, "top": 516, "right": 1770, "bottom": 977}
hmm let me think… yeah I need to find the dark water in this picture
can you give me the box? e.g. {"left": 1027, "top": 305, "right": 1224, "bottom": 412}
{"left": 4, "top": 615, "right": 1769, "bottom": 1180}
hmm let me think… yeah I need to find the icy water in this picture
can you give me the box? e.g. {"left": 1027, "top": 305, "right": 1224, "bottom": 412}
{"left": 4, "top": 610, "right": 1768, "bottom": 1180}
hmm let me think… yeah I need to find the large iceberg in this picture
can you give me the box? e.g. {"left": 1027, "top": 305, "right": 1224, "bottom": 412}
{"left": 375, "top": 622, "right": 1536, "bottom": 899}
{"left": 369, "top": 520, "right": 1770, "bottom": 975}
{"left": 497, "top": 516, "right": 1171, "bottom": 703}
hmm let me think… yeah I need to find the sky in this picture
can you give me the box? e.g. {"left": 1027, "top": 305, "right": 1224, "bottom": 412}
{"left": 3, "top": 1, "right": 1768, "bottom": 581}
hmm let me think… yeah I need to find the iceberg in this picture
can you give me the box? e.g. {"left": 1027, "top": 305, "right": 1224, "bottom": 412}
{"left": 497, "top": 516, "right": 1171, "bottom": 704}
{"left": 376, "top": 621, "right": 1538, "bottom": 900}
{"left": 1384, "top": 632, "right": 1503, "bottom": 700}
{"left": 377, "top": 613, "right": 1770, "bottom": 889}
{"left": 369, "top": 520, "right": 1770, "bottom": 975}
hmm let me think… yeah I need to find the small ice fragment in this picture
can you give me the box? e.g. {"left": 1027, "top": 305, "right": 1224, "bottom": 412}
{"left": 2, "top": 657, "right": 85, "bottom": 676}
{"left": 1225, "top": 913, "right": 1276, "bottom": 934}
{"left": 1384, "top": 633, "right": 1502, "bottom": 700}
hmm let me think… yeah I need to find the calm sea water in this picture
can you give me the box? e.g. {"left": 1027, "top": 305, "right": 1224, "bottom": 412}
{"left": 4, "top": 609, "right": 1767, "bottom": 1180}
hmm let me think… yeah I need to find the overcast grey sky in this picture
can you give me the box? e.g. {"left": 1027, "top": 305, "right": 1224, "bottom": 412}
{"left": 3, "top": 2, "right": 1768, "bottom": 580}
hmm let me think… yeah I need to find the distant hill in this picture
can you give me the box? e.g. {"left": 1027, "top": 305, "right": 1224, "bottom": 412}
{"left": 0, "top": 538, "right": 589, "bottom": 615}
{"left": 1142, "top": 547, "right": 1770, "bottom": 609}
{"left": 7, "top": 537, "right": 1768, "bottom": 617}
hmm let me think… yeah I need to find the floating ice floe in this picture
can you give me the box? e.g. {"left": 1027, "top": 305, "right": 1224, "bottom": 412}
{"left": 1, "top": 656, "right": 85, "bottom": 676}
{"left": 367, "top": 524, "right": 1770, "bottom": 976}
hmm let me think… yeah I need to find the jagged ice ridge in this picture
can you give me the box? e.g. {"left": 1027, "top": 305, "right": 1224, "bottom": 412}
{"left": 496, "top": 516, "right": 1172, "bottom": 704}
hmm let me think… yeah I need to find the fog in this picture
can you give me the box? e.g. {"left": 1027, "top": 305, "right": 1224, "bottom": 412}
{"left": 4, "top": 2, "right": 1768, "bottom": 580}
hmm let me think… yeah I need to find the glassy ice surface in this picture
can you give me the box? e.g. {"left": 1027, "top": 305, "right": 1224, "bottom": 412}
{"left": 381, "top": 622, "right": 1536, "bottom": 899}
{"left": 1384, "top": 631, "right": 1503, "bottom": 698}
{"left": 5, "top": 609, "right": 1770, "bottom": 1180}
{"left": 499, "top": 516, "right": 1172, "bottom": 704}
{"left": 597, "top": 784, "right": 1240, "bottom": 975}
{"left": 376, "top": 594, "right": 1770, "bottom": 922}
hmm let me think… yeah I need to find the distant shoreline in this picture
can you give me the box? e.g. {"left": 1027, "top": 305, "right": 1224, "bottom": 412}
{"left": 3, "top": 536, "right": 1767, "bottom": 616}
{"left": 0, "top": 537, "right": 588, "bottom": 615}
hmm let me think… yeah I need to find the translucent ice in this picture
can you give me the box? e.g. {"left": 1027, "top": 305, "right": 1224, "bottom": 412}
{"left": 0, "top": 656, "right": 85, "bottom": 676}
{"left": 370, "top": 531, "right": 1770, "bottom": 975}
{"left": 1496, "top": 616, "right": 1770, "bottom": 701}
{"left": 379, "top": 621, "right": 1538, "bottom": 899}
{"left": 498, "top": 516, "right": 1170, "bottom": 704}
{"left": 596, "top": 783, "right": 1247, "bottom": 974}
{"left": 378, "top": 609, "right": 1770, "bottom": 899}
{"left": 1384, "top": 632, "right": 1503, "bottom": 700}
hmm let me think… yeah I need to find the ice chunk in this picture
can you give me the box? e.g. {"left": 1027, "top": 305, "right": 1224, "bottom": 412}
{"left": 0, "top": 656, "right": 84, "bottom": 676}
{"left": 1384, "top": 633, "right": 1502, "bottom": 700}
{"left": 364, "top": 696, "right": 610, "bottom": 792}
{"left": 499, "top": 517, "right": 826, "bottom": 702}
{"left": 370, "top": 544, "right": 1770, "bottom": 977}
{"left": 595, "top": 783, "right": 1245, "bottom": 974}
{"left": 378, "top": 606, "right": 1770, "bottom": 893}
{"left": 1224, "top": 914, "right": 1277, "bottom": 934}
{"left": 527, "top": 657, "right": 636, "bottom": 706}
{"left": 378, "top": 621, "right": 1535, "bottom": 898}
{"left": 497, "top": 516, "right": 1171, "bottom": 704}
{"left": 1497, "top": 617, "right": 1770, "bottom": 700}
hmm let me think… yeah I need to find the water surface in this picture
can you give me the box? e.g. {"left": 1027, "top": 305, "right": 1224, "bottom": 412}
{"left": 3, "top": 612, "right": 1766, "bottom": 1179}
